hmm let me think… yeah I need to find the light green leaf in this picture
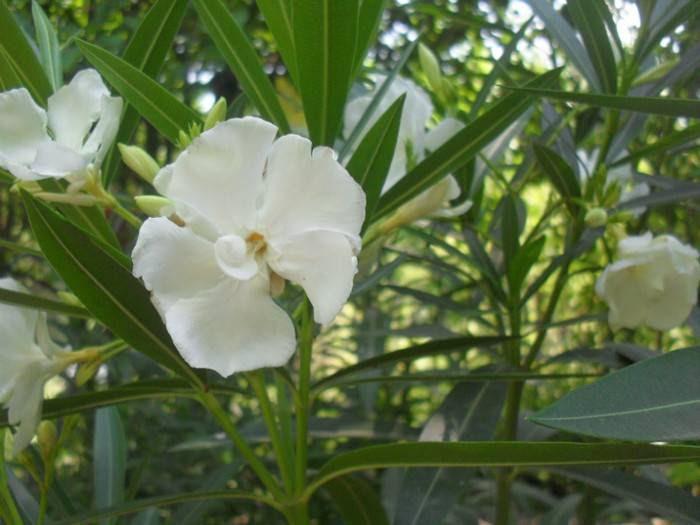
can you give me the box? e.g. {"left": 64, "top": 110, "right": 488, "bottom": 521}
{"left": 94, "top": 407, "right": 126, "bottom": 525}
{"left": 323, "top": 475, "right": 390, "bottom": 525}
{"left": 346, "top": 94, "right": 404, "bottom": 230}
{"left": 375, "top": 68, "right": 562, "bottom": 220}
{"left": 193, "top": 0, "right": 290, "bottom": 133}
{"left": 76, "top": 39, "right": 202, "bottom": 145}
{"left": 102, "top": 0, "right": 189, "bottom": 186}
{"left": 21, "top": 191, "right": 200, "bottom": 384}
{"left": 509, "top": 86, "right": 700, "bottom": 118}
{"left": 31, "top": 0, "right": 62, "bottom": 92}
{"left": 530, "top": 347, "right": 700, "bottom": 441}
{"left": 0, "top": 286, "right": 90, "bottom": 318}
{"left": 567, "top": 0, "right": 617, "bottom": 94}
{"left": 0, "top": 1, "right": 51, "bottom": 104}
{"left": 309, "top": 442, "right": 700, "bottom": 498}
{"left": 293, "top": 0, "right": 359, "bottom": 146}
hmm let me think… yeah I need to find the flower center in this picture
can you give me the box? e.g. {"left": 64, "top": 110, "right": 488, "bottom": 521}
{"left": 214, "top": 233, "right": 264, "bottom": 281}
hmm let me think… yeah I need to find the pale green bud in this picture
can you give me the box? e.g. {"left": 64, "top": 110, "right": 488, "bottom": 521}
{"left": 118, "top": 144, "right": 160, "bottom": 184}
{"left": 419, "top": 42, "right": 444, "bottom": 100}
{"left": 135, "top": 195, "right": 173, "bottom": 218}
{"left": 203, "top": 97, "right": 227, "bottom": 131}
{"left": 37, "top": 420, "right": 58, "bottom": 464}
{"left": 584, "top": 207, "right": 608, "bottom": 228}
{"left": 75, "top": 359, "right": 100, "bottom": 387}
{"left": 178, "top": 129, "right": 191, "bottom": 149}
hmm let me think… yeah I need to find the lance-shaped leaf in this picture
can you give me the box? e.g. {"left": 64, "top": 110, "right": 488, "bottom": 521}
{"left": 0, "top": 286, "right": 89, "bottom": 318}
{"left": 31, "top": 1, "right": 62, "bottom": 92}
{"left": 324, "top": 475, "right": 390, "bottom": 525}
{"left": 353, "top": 0, "right": 386, "bottom": 79}
{"left": 567, "top": 0, "right": 617, "bottom": 94}
{"left": 530, "top": 347, "right": 700, "bottom": 441}
{"left": 21, "top": 191, "right": 201, "bottom": 384}
{"left": 346, "top": 94, "right": 404, "bottom": 230}
{"left": 256, "top": 0, "right": 297, "bottom": 85}
{"left": 94, "top": 407, "right": 126, "bottom": 525}
{"left": 375, "top": 68, "right": 562, "bottom": 220}
{"left": 76, "top": 39, "right": 202, "bottom": 145}
{"left": 102, "top": 0, "right": 189, "bottom": 185}
{"left": 0, "top": 1, "right": 51, "bottom": 104}
{"left": 0, "top": 50, "right": 21, "bottom": 91}
{"left": 293, "top": 0, "right": 359, "bottom": 146}
{"left": 193, "top": 0, "right": 290, "bottom": 133}
{"left": 533, "top": 144, "right": 581, "bottom": 216}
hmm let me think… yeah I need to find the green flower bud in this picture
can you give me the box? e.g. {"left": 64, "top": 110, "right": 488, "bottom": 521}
{"left": 584, "top": 207, "right": 608, "bottom": 228}
{"left": 204, "top": 97, "right": 228, "bottom": 131}
{"left": 419, "top": 42, "right": 444, "bottom": 101}
{"left": 37, "top": 420, "right": 58, "bottom": 464}
{"left": 135, "top": 195, "right": 173, "bottom": 218}
{"left": 75, "top": 359, "right": 101, "bottom": 387}
{"left": 118, "top": 144, "right": 160, "bottom": 184}
{"left": 178, "top": 129, "right": 191, "bottom": 149}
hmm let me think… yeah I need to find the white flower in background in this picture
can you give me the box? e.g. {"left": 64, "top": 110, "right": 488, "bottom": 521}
{"left": 0, "top": 278, "right": 74, "bottom": 454}
{"left": 0, "top": 69, "right": 122, "bottom": 184}
{"left": 595, "top": 233, "right": 700, "bottom": 331}
{"left": 343, "top": 76, "right": 469, "bottom": 219}
{"left": 132, "top": 117, "right": 365, "bottom": 377}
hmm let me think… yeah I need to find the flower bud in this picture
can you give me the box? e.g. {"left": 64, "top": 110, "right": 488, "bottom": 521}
{"left": 37, "top": 420, "right": 58, "bottom": 464}
{"left": 204, "top": 97, "right": 227, "bottom": 131}
{"left": 75, "top": 359, "right": 101, "bottom": 387}
{"left": 419, "top": 43, "right": 444, "bottom": 101}
{"left": 584, "top": 207, "right": 608, "bottom": 228}
{"left": 135, "top": 195, "right": 173, "bottom": 218}
{"left": 178, "top": 129, "right": 192, "bottom": 149}
{"left": 118, "top": 144, "right": 160, "bottom": 184}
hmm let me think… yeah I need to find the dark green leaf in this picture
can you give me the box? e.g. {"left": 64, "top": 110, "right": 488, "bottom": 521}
{"left": 530, "top": 347, "right": 700, "bottom": 441}
{"left": 0, "top": 1, "right": 51, "bottom": 104}
{"left": 170, "top": 462, "right": 242, "bottom": 524}
{"left": 353, "top": 0, "right": 387, "bottom": 79}
{"left": 0, "top": 50, "right": 21, "bottom": 91}
{"left": 463, "top": 228, "right": 507, "bottom": 304}
{"left": 293, "top": 0, "right": 358, "bottom": 146}
{"left": 375, "top": 68, "right": 562, "bottom": 220}
{"left": 346, "top": 94, "right": 404, "bottom": 230}
{"left": 103, "top": 0, "right": 189, "bottom": 186}
{"left": 21, "top": 191, "right": 200, "bottom": 384}
{"left": 76, "top": 39, "right": 202, "bottom": 145}
{"left": 509, "top": 235, "right": 545, "bottom": 297}
{"left": 256, "top": 0, "right": 297, "bottom": 85}
{"left": 31, "top": 0, "right": 61, "bottom": 92}
{"left": 193, "top": 0, "right": 290, "bottom": 133}
{"left": 94, "top": 407, "right": 126, "bottom": 525}
{"left": 533, "top": 144, "right": 581, "bottom": 216}
{"left": 310, "top": 442, "right": 700, "bottom": 497}
{"left": 567, "top": 0, "right": 617, "bottom": 94}
{"left": 0, "top": 286, "right": 90, "bottom": 318}
{"left": 324, "top": 475, "right": 390, "bottom": 525}
{"left": 501, "top": 194, "right": 520, "bottom": 281}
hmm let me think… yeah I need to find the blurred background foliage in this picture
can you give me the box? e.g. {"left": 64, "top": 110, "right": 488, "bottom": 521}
{"left": 2, "top": 0, "right": 699, "bottom": 523}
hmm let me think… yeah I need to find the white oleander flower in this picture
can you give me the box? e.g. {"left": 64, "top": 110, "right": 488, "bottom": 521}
{"left": 0, "top": 69, "right": 122, "bottom": 183}
{"left": 595, "top": 233, "right": 700, "bottom": 331}
{"left": 343, "top": 76, "right": 469, "bottom": 219}
{"left": 132, "top": 117, "right": 365, "bottom": 377}
{"left": 0, "top": 278, "right": 74, "bottom": 454}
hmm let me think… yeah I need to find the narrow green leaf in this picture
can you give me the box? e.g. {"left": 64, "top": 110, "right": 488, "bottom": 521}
{"left": 0, "top": 286, "right": 90, "bottom": 318}
{"left": 324, "top": 475, "right": 390, "bottom": 525}
{"left": 551, "top": 466, "right": 700, "bottom": 523}
{"left": 193, "top": 0, "right": 290, "bottom": 133}
{"left": 129, "top": 508, "right": 160, "bottom": 525}
{"left": 501, "top": 194, "right": 520, "bottom": 280}
{"left": 293, "top": 0, "right": 359, "bottom": 145}
{"left": 94, "top": 407, "right": 126, "bottom": 525}
{"left": 530, "top": 347, "right": 700, "bottom": 441}
{"left": 31, "top": 0, "right": 62, "bottom": 92}
{"left": 375, "top": 68, "right": 562, "bottom": 220}
{"left": 309, "top": 442, "right": 700, "bottom": 497}
{"left": 346, "top": 94, "right": 404, "bottom": 230}
{"left": 567, "top": 0, "right": 617, "bottom": 94}
{"left": 6, "top": 466, "right": 49, "bottom": 525}
{"left": 170, "top": 462, "right": 242, "bottom": 524}
{"left": 463, "top": 228, "right": 507, "bottom": 304}
{"left": 508, "top": 86, "right": 700, "bottom": 118}
{"left": 617, "top": 181, "right": 700, "bottom": 211}
{"left": 352, "top": 0, "right": 387, "bottom": 79}
{"left": 312, "top": 336, "right": 514, "bottom": 393}
{"left": 533, "top": 144, "right": 581, "bottom": 216}
{"left": 21, "top": 191, "right": 200, "bottom": 384}
{"left": 395, "top": 374, "right": 508, "bottom": 525}
{"left": 0, "top": 1, "right": 51, "bottom": 105}
{"left": 509, "top": 235, "right": 545, "bottom": 297}
{"left": 540, "top": 494, "right": 582, "bottom": 525}
{"left": 0, "top": 50, "right": 22, "bottom": 91}
{"left": 103, "top": 0, "right": 189, "bottom": 186}
{"left": 76, "top": 39, "right": 202, "bottom": 145}
{"left": 256, "top": 0, "right": 297, "bottom": 85}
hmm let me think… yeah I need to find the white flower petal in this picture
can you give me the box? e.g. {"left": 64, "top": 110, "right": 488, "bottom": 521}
{"left": 597, "top": 265, "right": 650, "bottom": 330}
{"left": 7, "top": 360, "right": 45, "bottom": 454}
{"left": 47, "top": 69, "right": 110, "bottom": 151}
{"left": 164, "top": 278, "right": 296, "bottom": 377}
{"left": 32, "top": 140, "right": 90, "bottom": 177}
{"left": 424, "top": 118, "right": 465, "bottom": 152}
{"left": 261, "top": 135, "right": 365, "bottom": 241}
{"left": 155, "top": 117, "right": 277, "bottom": 234}
{"left": 132, "top": 217, "right": 223, "bottom": 314}
{"left": 0, "top": 88, "right": 49, "bottom": 175}
{"left": 84, "top": 93, "right": 123, "bottom": 169}
{"left": 268, "top": 230, "right": 358, "bottom": 325}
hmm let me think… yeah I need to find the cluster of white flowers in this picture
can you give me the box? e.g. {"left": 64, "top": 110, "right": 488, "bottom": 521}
{"left": 0, "top": 278, "right": 75, "bottom": 454}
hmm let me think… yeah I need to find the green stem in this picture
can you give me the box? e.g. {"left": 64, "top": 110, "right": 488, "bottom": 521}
{"left": 37, "top": 487, "right": 48, "bottom": 525}
{"left": 248, "top": 370, "right": 296, "bottom": 496}
{"left": 196, "top": 389, "right": 287, "bottom": 503}
{"left": 0, "top": 431, "right": 23, "bottom": 525}
{"left": 494, "top": 381, "right": 524, "bottom": 525}
{"left": 109, "top": 200, "right": 142, "bottom": 229}
{"left": 275, "top": 372, "right": 297, "bottom": 481}
{"left": 294, "top": 300, "right": 314, "bottom": 501}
